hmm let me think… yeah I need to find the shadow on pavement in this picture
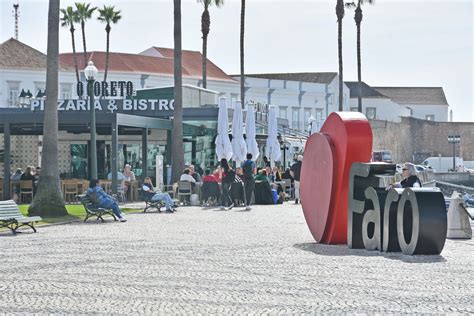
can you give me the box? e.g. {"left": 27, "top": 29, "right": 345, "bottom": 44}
{"left": 294, "top": 242, "right": 446, "bottom": 263}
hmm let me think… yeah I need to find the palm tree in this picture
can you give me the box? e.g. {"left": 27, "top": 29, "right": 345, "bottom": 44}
{"left": 346, "top": 0, "right": 374, "bottom": 113}
{"left": 336, "top": 0, "right": 345, "bottom": 111}
{"left": 29, "top": 0, "right": 67, "bottom": 217}
{"left": 198, "top": 0, "right": 224, "bottom": 89}
{"left": 75, "top": 2, "right": 96, "bottom": 68}
{"left": 171, "top": 0, "right": 185, "bottom": 183}
{"left": 60, "top": 6, "right": 80, "bottom": 85}
{"left": 97, "top": 5, "right": 122, "bottom": 82}
{"left": 240, "top": 0, "right": 246, "bottom": 107}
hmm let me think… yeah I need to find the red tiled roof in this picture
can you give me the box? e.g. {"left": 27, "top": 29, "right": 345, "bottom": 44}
{"left": 0, "top": 38, "right": 72, "bottom": 71}
{"left": 152, "top": 47, "right": 236, "bottom": 82}
{"left": 59, "top": 51, "right": 184, "bottom": 76}
{"left": 59, "top": 48, "right": 236, "bottom": 82}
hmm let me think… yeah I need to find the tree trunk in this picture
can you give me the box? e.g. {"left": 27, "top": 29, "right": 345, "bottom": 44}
{"left": 171, "top": 0, "right": 185, "bottom": 184}
{"left": 356, "top": 4, "right": 363, "bottom": 113}
{"left": 104, "top": 25, "right": 110, "bottom": 82}
{"left": 29, "top": 0, "right": 67, "bottom": 217}
{"left": 201, "top": 9, "right": 209, "bottom": 89}
{"left": 336, "top": 0, "right": 344, "bottom": 111}
{"left": 81, "top": 20, "right": 87, "bottom": 68}
{"left": 240, "top": 0, "right": 246, "bottom": 107}
{"left": 70, "top": 26, "right": 80, "bottom": 86}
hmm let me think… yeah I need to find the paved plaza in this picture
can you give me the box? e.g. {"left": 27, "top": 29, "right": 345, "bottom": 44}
{"left": 0, "top": 203, "right": 473, "bottom": 314}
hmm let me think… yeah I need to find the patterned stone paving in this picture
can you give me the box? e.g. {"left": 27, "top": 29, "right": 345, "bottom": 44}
{"left": 0, "top": 203, "right": 473, "bottom": 314}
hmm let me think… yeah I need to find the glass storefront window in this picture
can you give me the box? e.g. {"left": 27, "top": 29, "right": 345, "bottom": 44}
{"left": 70, "top": 144, "right": 88, "bottom": 179}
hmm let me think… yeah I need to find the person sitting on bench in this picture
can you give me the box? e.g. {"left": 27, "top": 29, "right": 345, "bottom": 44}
{"left": 86, "top": 179, "right": 127, "bottom": 222}
{"left": 142, "top": 177, "right": 176, "bottom": 213}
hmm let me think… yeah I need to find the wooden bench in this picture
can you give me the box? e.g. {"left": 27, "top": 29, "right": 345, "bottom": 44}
{"left": 77, "top": 194, "right": 117, "bottom": 223}
{"left": 0, "top": 200, "right": 42, "bottom": 234}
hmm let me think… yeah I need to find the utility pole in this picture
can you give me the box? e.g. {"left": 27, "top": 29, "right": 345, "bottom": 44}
{"left": 13, "top": 2, "right": 20, "bottom": 40}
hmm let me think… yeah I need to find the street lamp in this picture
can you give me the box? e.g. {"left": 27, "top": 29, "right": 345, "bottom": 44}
{"left": 84, "top": 61, "right": 99, "bottom": 179}
{"left": 447, "top": 135, "right": 461, "bottom": 172}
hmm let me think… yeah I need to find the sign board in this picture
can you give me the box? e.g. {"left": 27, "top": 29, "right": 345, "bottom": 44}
{"left": 30, "top": 99, "right": 175, "bottom": 113}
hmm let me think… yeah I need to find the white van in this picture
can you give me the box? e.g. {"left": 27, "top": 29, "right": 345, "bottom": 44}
{"left": 421, "top": 157, "right": 464, "bottom": 172}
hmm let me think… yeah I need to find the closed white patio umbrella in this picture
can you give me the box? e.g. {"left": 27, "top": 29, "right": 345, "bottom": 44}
{"left": 215, "top": 97, "right": 233, "bottom": 161}
{"left": 231, "top": 101, "right": 247, "bottom": 166}
{"left": 245, "top": 103, "right": 260, "bottom": 161}
{"left": 266, "top": 105, "right": 281, "bottom": 166}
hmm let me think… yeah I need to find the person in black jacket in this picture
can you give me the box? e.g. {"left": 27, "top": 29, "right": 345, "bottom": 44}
{"left": 399, "top": 163, "right": 422, "bottom": 188}
{"left": 387, "top": 163, "right": 422, "bottom": 190}
{"left": 290, "top": 155, "right": 303, "bottom": 204}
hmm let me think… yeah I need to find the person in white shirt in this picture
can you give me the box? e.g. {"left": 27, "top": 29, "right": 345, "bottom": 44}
{"left": 180, "top": 169, "right": 196, "bottom": 183}
{"left": 142, "top": 177, "right": 175, "bottom": 213}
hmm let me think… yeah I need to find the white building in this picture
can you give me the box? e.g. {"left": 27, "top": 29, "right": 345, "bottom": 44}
{"left": 233, "top": 73, "right": 351, "bottom": 133}
{"left": 345, "top": 81, "right": 410, "bottom": 122}
{"left": 373, "top": 87, "right": 449, "bottom": 122}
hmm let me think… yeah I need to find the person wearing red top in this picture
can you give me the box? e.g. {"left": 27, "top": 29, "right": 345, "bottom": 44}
{"left": 202, "top": 170, "right": 218, "bottom": 183}
{"left": 212, "top": 169, "right": 222, "bottom": 183}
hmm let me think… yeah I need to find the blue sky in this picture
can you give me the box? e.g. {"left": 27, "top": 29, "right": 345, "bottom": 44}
{"left": 1, "top": 0, "right": 472, "bottom": 121}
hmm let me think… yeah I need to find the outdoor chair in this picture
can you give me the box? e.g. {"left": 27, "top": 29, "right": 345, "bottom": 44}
{"left": 282, "top": 179, "right": 293, "bottom": 200}
{"left": 0, "top": 200, "right": 42, "bottom": 234}
{"left": 19, "top": 180, "right": 33, "bottom": 203}
{"left": 64, "top": 182, "right": 79, "bottom": 203}
{"left": 177, "top": 181, "right": 193, "bottom": 205}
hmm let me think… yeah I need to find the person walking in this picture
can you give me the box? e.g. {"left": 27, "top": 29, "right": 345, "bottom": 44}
{"left": 219, "top": 158, "right": 234, "bottom": 210}
{"left": 290, "top": 155, "right": 303, "bottom": 204}
{"left": 241, "top": 153, "right": 256, "bottom": 210}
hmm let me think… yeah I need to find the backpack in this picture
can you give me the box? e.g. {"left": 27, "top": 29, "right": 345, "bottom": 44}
{"left": 242, "top": 161, "right": 253, "bottom": 179}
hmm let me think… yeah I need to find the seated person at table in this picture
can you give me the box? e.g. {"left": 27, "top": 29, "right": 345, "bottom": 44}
{"left": 20, "top": 166, "right": 35, "bottom": 181}
{"left": 142, "top": 177, "right": 175, "bottom": 213}
{"left": 255, "top": 169, "right": 270, "bottom": 182}
{"left": 86, "top": 179, "right": 127, "bottom": 222}
{"left": 272, "top": 166, "right": 282, "bottom": 182}
{"left": 201, "top": 170, "right": 220, "bottom": 204}
{"left": 180, "top": 168, "right": 196, "bottom": 183}
{"left": 189, "top": 165, "right": 202, "bottom": 182}
{"left": 202, "top": 169, "right": 218, "bottom": 183}
{"left": 121, "top": 164, "right": 136, "bottom": 196}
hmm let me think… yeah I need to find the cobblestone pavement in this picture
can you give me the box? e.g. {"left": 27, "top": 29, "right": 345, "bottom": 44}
{"left": 0, "top": 203, "right": 473, "bottom": 314}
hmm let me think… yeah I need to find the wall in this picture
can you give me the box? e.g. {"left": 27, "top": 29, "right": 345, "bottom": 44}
{"left": 370, "top": 117, "right": 474, "bottom": 163}
{"left": 403, "top": 103, "right": 448, "bottom": 122}
{"left": 349, "top": 98, "right": 409, "bottom": 122}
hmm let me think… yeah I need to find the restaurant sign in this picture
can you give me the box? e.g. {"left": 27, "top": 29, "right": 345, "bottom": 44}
{"left": 30, "top": 99, "right": 175, "bottom": 113}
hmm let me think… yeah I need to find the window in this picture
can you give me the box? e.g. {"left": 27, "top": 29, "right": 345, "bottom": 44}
{"left": 366, "top": 107, "right": 376, "bottom": 119}
{"left": 350, "top": 107, "right": 358, "bottom": 112}
{"left": 292, "top": 108, "right": 300, "bottom": 130}
{"left": 425, "top": 115, "right": 435, "bottom": 121}
{"left": 7, "top": 81, "right": 20, "bottom": 107}
{"left": 315, "top": 108, "right": 323, "bottom": 123}
{"left": 279, "top": 107, "right": 287, "bottom": 119}
{"left": 60, "top": 83, "right": 72, "bottom": 100}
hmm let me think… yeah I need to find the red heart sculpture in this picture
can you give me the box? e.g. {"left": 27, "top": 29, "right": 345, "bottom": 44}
{"left": 301, "top": 112, "right": 373, "bottom": 244}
